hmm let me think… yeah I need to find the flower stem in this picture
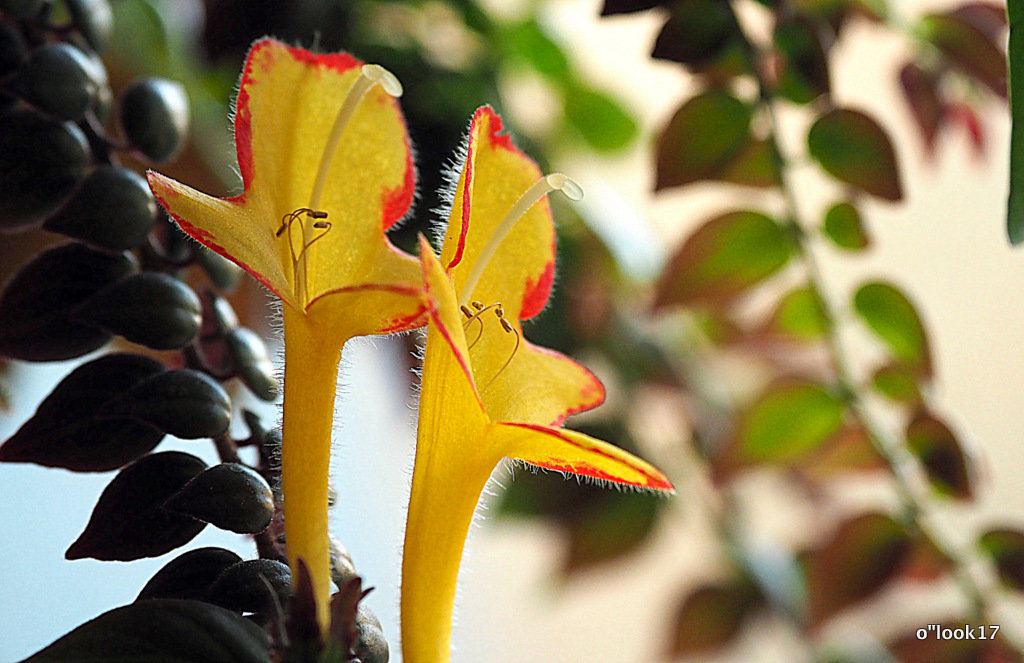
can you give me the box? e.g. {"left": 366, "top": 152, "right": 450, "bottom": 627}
{"left": 281, "top": 306, "right": 346, "bottom": 631}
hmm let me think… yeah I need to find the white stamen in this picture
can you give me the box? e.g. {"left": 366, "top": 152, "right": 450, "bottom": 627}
{"left": 457, "top": 173, "right": 583, "bottom": 306}
{"left": 296, "top": 63, "right": 402, "bottom": 305}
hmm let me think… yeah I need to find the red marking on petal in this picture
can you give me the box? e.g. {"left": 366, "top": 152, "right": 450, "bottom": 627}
{"left": 282, "top": 44, "right": 360, "bottom": 73}
{"left": 519, "top": 255, "right": 554, "bottom": 320}
{"left": 479, "top": 105, "right": 513, "bottom": 151}
{"left": 504, "top": 422, "right": 674, "bottom": 491}
{"left": 447, "top": 116, "right": 478, "bottom": 270}
{"left": 383, "top": 124, "right": 415, "bottom": 230}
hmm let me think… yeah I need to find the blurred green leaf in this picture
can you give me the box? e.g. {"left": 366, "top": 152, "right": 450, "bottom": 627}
{"left": 774, "top": 15, "right": 831, "bottom": 104}
{"left": 736, "top": 380, "right": 846, "bottom": 463}
{"left": 920, "top": 12, "right": 1006, "bottom": 98}
{"left": 20, "top": 599, "right": 269, "bottom": 663}
{"left": 718, "top": 138, "right": 782, "bottom": 188}
{"left": 109, "top": 0, "right": 171, "bottom": 75}
{"left": 501, "top": 19, "right": 570, "bottom": 83}
{"left": 806, "top": 512, "right": 911, "bottom": 625}
{"left": 652, "top": 0, "right": 741, "bottom": 70}
{"left": 808, "top": 108, "right": 903, "bottom": 201}
{"left": 823, "top": 201, "right": 870, "bottom": 250}
{"left": 563, "top": 489, "right": 661, "bottom": 572}
{"left": 906, "top": 410, "right": 973, "bottom": 500}
{"left": 654, "top": 211, "right": 792, "bottom": 309}
{"left": 563, "top": 82, "right": 638, "bottom": 152}
{"left": 656, "top": 92, "right": 751, "bottom": 190}
{"left": 870, "top": 362, "right": 923, "bottom": 404}
{"left": 766, "top": 285, "right": 828, "bottom": 341}
{"left": 666, "top": 579, "right": 760, "bottom": 657}
{"left": 1009, "top": 0, "right": 1024, "bottom": 244}
{"left": 979, "top": 528, "right": 1024, "bottom": 590}
{"left": 853, "top": 282, "right": 931, "bottom": 374}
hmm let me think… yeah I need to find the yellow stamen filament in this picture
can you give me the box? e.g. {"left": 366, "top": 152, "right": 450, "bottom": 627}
{"left": 457, "top": 173, "right": 583, "bottom": 307}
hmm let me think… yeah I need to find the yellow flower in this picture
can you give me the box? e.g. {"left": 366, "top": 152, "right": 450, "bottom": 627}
{"left": 401, "top": 108, "right": 674, "bottom": 663}
{"left": 147, "top": 38, "right": 426, "bottom": 628}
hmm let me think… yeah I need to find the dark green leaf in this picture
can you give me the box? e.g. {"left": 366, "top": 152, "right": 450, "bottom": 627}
{"left": 8, "top": 43, "right": 98, "bottom": 121}
{"left": 196, "top": 247, "right": 243, "bottom": 291}
{"left": 45, "top": 165, "right": 158, "bottom": 251}
{"left": 906, "top": 410, "right": 973, "bottom": 500}
{"left": 225, "top": 328, "right": 279, "bottom": 402}
{"left": 164, "top": 463, "right": 274, "bottom": 534}
{"left": 735, "top": 380, "right": 846, "bottom": 463}
{"left": 19, "top": 599, "right": 269, "bottom": 663}
{"left": 563, "top": 488, "right": 661, "bottom": 572}
{"left": 1009, "top": 0, "right": 1024, "bottom": 244}
{"left": 66, "top": 451, "right": 207, "bottom": 561}
{"left": 979, "top": 528, "right": 1024, "bottom": 590}
{"left": 773, "top": 15, "right": 831, "bottom": 104}
{"left": 666, "top": 579, "right": 760, "bottom": 656}
{"left": 98, "top": 369, "right": 232, "bottom": 439}
{"left": 808, "top": 108, "right": 903, "bottom": 201}
{"left": 853, "top": 281, "right": 931, "bottom": 374}
{"left": 653, "top": 211, "right": 792, "bottom": 309}
{"left": 73, "top": 272, "right": 201, "bottom": 350}
{"left": 921, "top": 12, "right": 1007, "bottom": 97}
{"left": 66, "top": 0, "right": 114, "bottom": 52}
{"left": 137, "top": 548, "right": 244, "bottom": 602}
{"left": 0, "top": 353, "right": 165, "bottom": 471}
{"left": 822, "top": 201, "right": 869, "bottom": 250}
{"left": 563, "top": 82, "right": 638, "bottom": 152}
{"left": 652, "top": 0, "right": 741, "bottom": 69}
{"left": 655, "top": 92, "right": 752, "bottom": 190}
{"left": 806, "top": 512, "right": 911, "bottom": 625}
{"left": 119, "top": 78, "right": 189, "bottom": 163}
{"left": 206, "top": 559, "right": 291, "bottom": 615}
{"left": 0, "top": 243, "right": 133, "bottom": 360}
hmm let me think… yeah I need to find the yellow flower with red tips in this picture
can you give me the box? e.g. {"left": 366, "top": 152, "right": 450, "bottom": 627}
{"left": 147, "top": 38, "right": 426, "bottom": 629}
{"left": 401, "top": 107, "right": 674, "bottom": 663}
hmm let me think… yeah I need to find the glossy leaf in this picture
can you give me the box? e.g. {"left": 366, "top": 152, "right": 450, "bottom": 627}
{"left": 921, "top": 12, "right": 1007, "bottom": 98}
{"left": 806, "top": 512, "right": 911, "bottom": 625}
{"left": 0, "top": 353, "right": 165, "bottom": 472}
{"left": 98, "top": 369, "right": 232, "bottom": 439}
{"left": 655, "top": 92, "right": 752, "bottom": 190}
{"left": 19, "top": 599, "right": 269, "bottom": 663}
{"left": 899, "top": 62, "right": 943, "bottom": 151}
{"left": 808, "top": 108, "right": 903, "bottom": 201}
{"left": 666, "top": 579, "right": 761, "bottom": 657}
{"left": 653, "top": 211, "right": 792, "bottom": 309}
{"left": 906, "top": 410, "right": 973, "bottom": 500}
{"left": 853, "top": 281, "right": 931, "bottom": 374}
{"left": 735, "top": 380, "right": 846, "bottom": 463}
{"left": 871, "top": 362, "right": 924, "bottom": 404}
{"left": 979, "top": 528, "right": 1024, "bottom": 590}
{"left": 164, "top": 463, "right": 274, "bottom": 534}
{"left": 563, "top": 82, "right": 638, "bottom": 152}
{"left": 823, "top": 201, "right": 870, "bottom": 250}
{"left": 773, "top": 15, "right": 831, "bottom": 104}
{"left": 137, "top": 547, "right": 244, "bottom": 602}
{"left": 765, "top": 285, "right": 828, "bottom": 341}
{"left": 0, "top": 242, "right": 134, "bottom": 361}
{"left": 224, "top": 327, "right": 279, "bottom": 402}
{"left": 66, "top": 451, "right": 207, "bottom": 561}
{"left": 206, "top": 559, "right": 292, "bottom": 615}
{"left": 1009, "top": 0, "right": 1024, "bottom": 244}
{"left": 72, "top": 272, "right": 202, "bottom": 350}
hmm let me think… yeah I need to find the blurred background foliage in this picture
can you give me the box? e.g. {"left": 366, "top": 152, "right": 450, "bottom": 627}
{"left": 2, "top": 0, "right": 1023, "bottom": 661}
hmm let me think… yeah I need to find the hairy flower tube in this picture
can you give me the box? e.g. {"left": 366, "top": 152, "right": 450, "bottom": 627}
{"left": 401, "top": 107, "right": 674, "bottom": 663}
{"left": 147, "top": 38, "right": 426, "bottom": 628}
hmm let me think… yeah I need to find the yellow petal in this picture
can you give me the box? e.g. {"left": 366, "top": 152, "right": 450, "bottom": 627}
{"left": 490, "top": 421, "right": 675, "bottom": 492}
{"left": 439, "top": 106, "right": 555, "bottom": 322}
{"left": 147, "top": 172, "right": 296, "bottom": 307}
{"left": 402, "top": 239, "right": 492, "bottom": 663}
